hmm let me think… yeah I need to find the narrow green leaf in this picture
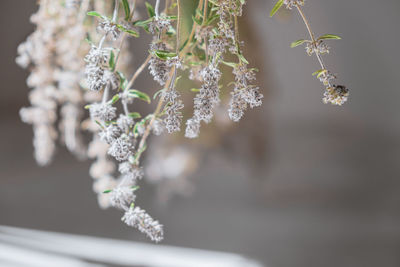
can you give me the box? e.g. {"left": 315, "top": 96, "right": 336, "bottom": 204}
{"left": 87, "top": 11, "right": 104, "bottom": 19}
{"left": 153, "top": 50, "right": 177, "bottom": 60}
{"left": 131, "top": 185, "right": 140, "bottom": 191}
{"left": 312, "top": 69, "right": 324, "bottom": 76}
{"left": 128, "top": 112, "right": 142, "bottom": 119}
{"left": 290, "top": 39, "right": 307, "bottom": 48}
{"left": 116, "top": 24, "right": 139, "bottom": 37}
{"left": 110, "top": 94, "right": 120, "bottom": 104}
{"left": 128, "top": 89, "right": 151, "bottom": 103}
{"left": 221, "top": 60, "right": 238, "bottom": 68}
{"left": 270, "top": 0, "right": 284, "bottom": 17}
{"left": 109, "top": 50, "right": 115, "bottom": 70}
{"left": 122, "top": 0, "right": 131, "bottom": 21}
{"left": 238, "top": 54, "right": 249, "bottom": 65}
{"left": 318, "top": 34, "right": 342, "bottom": 40}
{"left": 103, "top": 189, "right": 112, "bottom": 194}
{"left": 153, "top": 89, "right": 165, "bottom": 99}
{"left": 132, "top": 18, "right": 152, "bottom": 28}
{"left": 145, "top": 2, "right": 156, "bottom": 18}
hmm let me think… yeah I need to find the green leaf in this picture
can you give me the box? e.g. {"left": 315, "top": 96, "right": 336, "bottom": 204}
{"left": 128, "top": 112, "right": 142, "bottom": 119}
{"left": 128, "top": 89, "right": 151, "bottom": 103}
{"left": 190, "top": 88, "right": 200, "bottom": 92}
{"left": 238, "top": 54, "right": 249, "bottom": 65}
{"left": 109, "top": 50, "right": 115, "bottom": 70}
{"left": 122, "top": 0, "right": 131, "bottom": 21}
{"left": 132, "top": 18, "right": 152, "bottom": 28}
{"left": 290, "top": 39, "right": 307, "bottom": 48}
{"left": 153, "top": 50, "right": 177, "bottom": 60}
{"left": 116, "top": 71, "right": 127, "bottom": 89}
{"left": 131, "top": 185, "right": 140, "bottom": 191}
{"left": 318, "top": 34, "right": 342, "bottom": 40}
{"left": 103, "top": 189, "right": 112, "bottom": 194}
{"left": 145, "top": 2, "right": 156, "bottom": 18}
{"left": 116, "top": 24, "right": 139, "bottom": 37}
{"left": 110, "top": 94, "right": 120, "bottom": 104}
{"left": 87, "top": 11, "right": 105, "bottom": 19}
{"left": 312, "top": 69, "right": 326, "bottom": 77}
{"left": 270, "top": 0, "right": 284, "bottom": 17}
{"left": 153, "top": 89, "right": 165, "bottom": 99}
{"left": 221, "top": 60, "right": 238, "bottom": 68}
{"left": 84, "top": 105, "right": 91, "bottom": 110}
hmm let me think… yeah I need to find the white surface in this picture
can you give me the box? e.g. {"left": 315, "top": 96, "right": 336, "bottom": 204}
{"left": 0, "top": 225, "right": 263, "bottom": 267}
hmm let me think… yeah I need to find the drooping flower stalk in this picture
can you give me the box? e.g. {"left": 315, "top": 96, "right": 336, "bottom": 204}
{"left": 270, "top": 0, "right": 349, "bottom": 105}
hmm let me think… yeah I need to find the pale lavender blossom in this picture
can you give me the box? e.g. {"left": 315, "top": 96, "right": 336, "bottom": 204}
{"left": 122, "top": 206, "right": 164, "bottom": 242}
{"left": 99, "top": 125, "right": 120, "bottom": 144}
{"left": 119, "top": 162, "right": 144, "bottom": 182}
{"left": 98, "top": 19, "right": 120, "bottom": 40}
{"left": 148, "top": 16, "right": 171, "bottom": 34}
{"left": 108, "top": 135, "right": 134, "bottom": 161}
{"left": 89, "top": 103, "right": 117, "bottom": 121}
{"left": 148, "top": 42, "right": 171, "bottom": 85}
{"left": 323, "top": 85, "right": 349, "bottom": 106}
{"left": 110, "top": 186, "right": 136, "bottom": 209}
{"left": 185, "top": 117, "right": 200, "bottom": 139}
{"left": 116, "top": 114, "right": 134, "bottom": 133}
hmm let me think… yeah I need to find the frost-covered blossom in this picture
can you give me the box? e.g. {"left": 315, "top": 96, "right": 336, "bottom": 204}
{"left": 99, "top": 125, "right": 120, "bottom": 144}
{"left": 306, "top": 41, "right": 329, "bottom": 56}
{"left": 185, "top": 117, "right": 200, "bottom": 139}
{"left": 108, "top": 135, "right": 134, "bottom": 161}
{"left": 228, "top": 90, "right": 246, "bottom": 122}
{"left": 84, "top": 45, "right": 109, "bottom": 91}
{"left": 163, "top": 89, "right": 184, "bottom": 133}
{"left": 89, "top": 103, "right": 117, "bottom": 121}
{"left": 122, "top": 206, "right": 164, "bottom": 242}
{"left": 208, "top": 36, "right": 227, "bottom": 55}
{"left": 193, "top": 65, "right": 221, "bottom": 123}
{"left": 103, "top": 70, "right": 120, "bottom": 90}
{"left": 323, "top": 85, "right": 349, "bottom": 106}
{"left": 228, "top": 64, "right": 263, "bottom": 121}
{"left": 85, "top": 44, "right": 108, "bottom": 65}
{"left": 148, "top": 16, "right": 171, "bottom": 34}
{"left": 119, "top": 162, "right": 144, "bottom": 182}
{"left": 98, "top": 18, "right": 120, "bottom": 40}
{"left": 116, "top": 114, "right": 134, "bottom": 133}
{"left": 148, "top": 42, "right": 171, "bottom": 85}
{"left": 283, "top": 0, "right": 305, "bottom": 9}
{"left": 318, "top": 71, "right": 335, "bottom": 86}
{"left": 110, "top": 186, "right": 136, "bottom": 209}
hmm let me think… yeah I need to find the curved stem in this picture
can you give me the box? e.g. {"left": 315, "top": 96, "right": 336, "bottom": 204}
{"left": 295, "top": 3, "right": 330, "bottom": 85}
{"left": 135, "top": 0, "right": 185, "bottom": 163}
{"left": 112, "top": 0, "right": 119, "bottom": 22}
{"left": 125, "top": 54, "right": 152, "bottom": 90}
{"left": 155, "top": 0, "right": 160, "bottom": 18}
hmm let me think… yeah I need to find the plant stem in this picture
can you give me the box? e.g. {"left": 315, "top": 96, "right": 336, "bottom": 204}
{"left": 135, "top": 0, "right": 185, "bottom": 163}
{"left": 112, "top": 0, "right": 119, "bottom": 23}
{"left": 125, "top": 54, "right": 152, "bottom": 90}
{"left": 295, "top": 4, "right": 328, "bottom": 77}
{"left": 114, "top": 0, "right": 137, "bottom": 70}
{"left": 155, "top": 0, "right": 160, "bottom": 18}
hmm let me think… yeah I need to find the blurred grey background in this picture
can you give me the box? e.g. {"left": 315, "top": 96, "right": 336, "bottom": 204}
{"left": 1, "top": 0, "right": 400, "bottom": 266}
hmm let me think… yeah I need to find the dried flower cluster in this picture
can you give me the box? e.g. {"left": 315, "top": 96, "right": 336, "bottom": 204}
{"left": 270, "top": 0, "right": 349, "bottom": 105}
{"left": 17, "top": 0, "right": 348, "bottom": 242}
